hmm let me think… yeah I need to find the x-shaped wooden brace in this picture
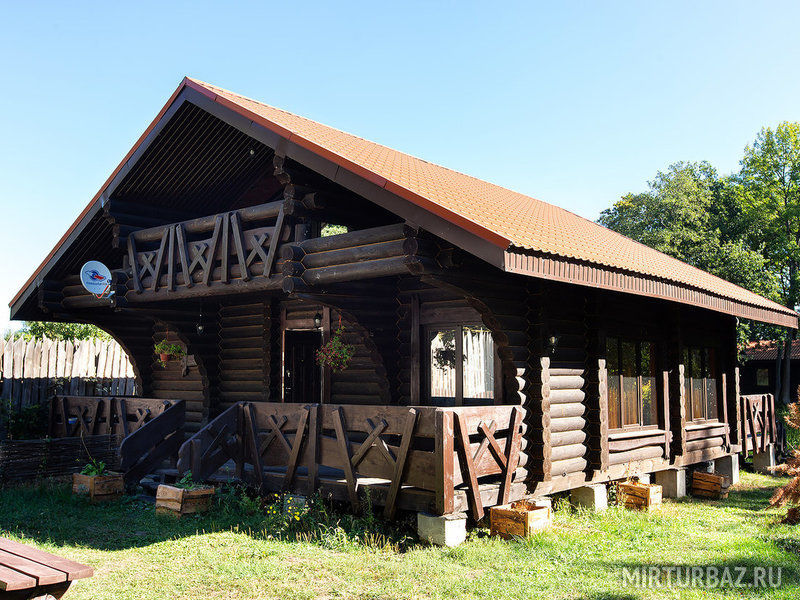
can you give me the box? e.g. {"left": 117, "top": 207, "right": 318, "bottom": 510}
{"left": 248, "top": 410, "right": 309, "bottom": 490}
{"left": 474, "top": 421, "right": 507, "bottom": 470}
{"left": 131, "top": 408, "right": 152, "bottom": 432}
{"left": 354, "top": 418, "right": 392, "bottom": 467}
{"left": 201, "top": 424, "right": 239, "bottom": 465}
{"left": 245, "top": 232, "right": 270, "bottom": 271}
{"left": 138, "top": 252, "right": 157, "bottom": 280}
{"left": 188, "top": 242, "right": 210, "bottom": 274}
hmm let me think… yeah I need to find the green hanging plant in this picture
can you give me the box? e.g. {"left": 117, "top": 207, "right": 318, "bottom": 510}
{"left": 316, "top": 321, "right": 355, "bottom": 372}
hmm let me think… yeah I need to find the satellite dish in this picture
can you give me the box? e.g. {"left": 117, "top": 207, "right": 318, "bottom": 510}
{"left": 80, "top": 261, "right": 114, "bottom": 298}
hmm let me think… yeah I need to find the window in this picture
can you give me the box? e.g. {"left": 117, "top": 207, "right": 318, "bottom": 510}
{"left": 427, "top": 325, "right": 495, "bottom": 405}
{"left": 683, "top": 346, "right": 718, "bottom": 421}
{"left": 756, "top": 368, "right": 769, "bottom": 388}
{"left": 606, "top": 336, "right": 657, "bottom": 430}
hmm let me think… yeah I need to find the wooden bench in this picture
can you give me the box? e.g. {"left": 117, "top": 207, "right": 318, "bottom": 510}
{"left": 0, "top": 538, "right": 92, "bottom": 599}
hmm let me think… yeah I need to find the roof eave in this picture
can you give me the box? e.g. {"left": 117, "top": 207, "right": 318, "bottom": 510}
{"left": 504, "top": 248, "right": 798, "bottom": 329}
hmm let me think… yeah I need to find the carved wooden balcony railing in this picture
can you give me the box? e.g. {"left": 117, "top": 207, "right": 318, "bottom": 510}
{"left": 177, "top": 402, "right": 525, "bottom": 519}
{"left": 123, "top": 198, "right": 293, "bottom": 301}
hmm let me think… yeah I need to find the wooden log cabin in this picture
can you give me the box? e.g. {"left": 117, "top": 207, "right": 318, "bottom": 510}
{"left": 9, "top": 78, "right": 797, "bottom": 520}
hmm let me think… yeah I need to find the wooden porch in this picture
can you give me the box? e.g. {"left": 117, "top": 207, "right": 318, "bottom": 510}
{"left": 177, "top": 402, "right": 525, "bottom": 519}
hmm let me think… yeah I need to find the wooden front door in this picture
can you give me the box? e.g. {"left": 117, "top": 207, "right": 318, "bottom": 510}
{"left": 284, "top": 330, "right": 322, "bottom": 403}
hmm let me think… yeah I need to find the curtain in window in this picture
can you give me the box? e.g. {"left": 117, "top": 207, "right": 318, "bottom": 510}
{"left": 462, "top": 326, "right": 494, "bottom": 400}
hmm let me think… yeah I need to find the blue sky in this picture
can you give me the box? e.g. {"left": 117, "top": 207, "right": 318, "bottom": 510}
{"left": 1, "top": 1, "right": 799, "bottom": 332}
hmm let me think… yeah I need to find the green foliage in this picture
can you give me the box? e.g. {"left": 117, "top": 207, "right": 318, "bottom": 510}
{"left": 80, "top": 459, "right": 108, "bottom": 477}
{"left": 0, "top": 401, "right": 47, "bottom": 440}
{"left": 174, "top": 471, "right": 203, "bottom": 490}
{"left": 320, "top": 223, "right": 348, "bottom": 237}
{"left": 315, "top": 327, "right": 355, "bottom": 371}
{"left": 11, "top": 322, "right": 110, "bottom": 342}
{"left": 598, "top": 156, "right": 794, "bottom": 346}
{"left": 599, "top": 161, "right": 779, "bottom": 299}
{"left": 739, "top": 122, "right": 800, "bottom": 310}
{"left": 153, "top": 340, "right": 185, "bottom": 358}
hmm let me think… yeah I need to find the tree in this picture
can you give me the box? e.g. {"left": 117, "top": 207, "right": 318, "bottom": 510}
{"left": 10, "top": 322, "right": 110, "bottom": 342}
{"left": 599, "top": 161, "right": 780, "bottom": 301}
{"left": 738, "top": 122, "right": 800, "bottom": 311}
{"left": 738, "top": 123, "right": 800, "bottom": 404}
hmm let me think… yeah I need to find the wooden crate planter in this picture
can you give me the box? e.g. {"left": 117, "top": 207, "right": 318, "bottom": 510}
{"left": 72, "top": 472, "right": 124, "bottom": 502}
{"left": 489, "top": 499, "right": 552, "bottom": 539}
{"left": 155, "top": 484, "right": 215, "bottom": 516}
{"left": 691, "top": 471, "right": 730, "bottom": 499}
{"left": 618, "top": 481, "right": 662, "bottom": 510}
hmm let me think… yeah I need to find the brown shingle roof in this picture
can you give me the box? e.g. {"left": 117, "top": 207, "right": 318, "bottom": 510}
{"left": 745, "top": 340, "right": 800, "bottom": 362}
{"left": 188, "top": 78, "right": 794, "bottom": 323}
{"left": 10, "top": 77, "right": 798, "bottom": 328}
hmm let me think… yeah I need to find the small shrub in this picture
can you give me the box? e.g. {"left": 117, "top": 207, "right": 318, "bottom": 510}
{"left": 0, "top": 401, "right": 48, "bottom": 440}
{"left": 80, "top": 459, "right": 108, "bottom": 477}
{"left": 173, "top": 471, "right": 205, "bottom": 490}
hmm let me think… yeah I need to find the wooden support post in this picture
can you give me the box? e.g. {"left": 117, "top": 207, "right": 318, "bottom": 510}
{"left": 435, "top": 410, "right": 455, "bottom": 515}
{"left": 721, "top": 373, "right": 730, "bottom": 450}
{"left": 662, "top": 369, "right": 671, "bottom": 459}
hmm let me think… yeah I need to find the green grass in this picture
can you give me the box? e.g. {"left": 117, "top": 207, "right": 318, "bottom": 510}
{"left": 0, "top": 472, "right": 798, "bottom": 599}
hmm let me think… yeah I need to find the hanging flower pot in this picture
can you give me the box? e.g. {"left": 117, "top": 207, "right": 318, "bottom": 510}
{"left": 154, "top": 340, "right": 186, "bottom": 368}
{"left": 316, "top": 321, "right": 355, "bottom": 372}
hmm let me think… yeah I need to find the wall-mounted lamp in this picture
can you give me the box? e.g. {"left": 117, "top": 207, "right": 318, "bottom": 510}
{"left": 314, "top": 313, "right": 323, "bottom": 328}
{"left": 548, "top": 333, "right": 560, "bottom": 355}
{"left": 196, "top": 306, "right": 205, "bottom": 335}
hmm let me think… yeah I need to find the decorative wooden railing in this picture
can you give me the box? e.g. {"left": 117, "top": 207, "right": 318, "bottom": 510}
{"left": 122, "top": 198, "right": 297, "bottom": 301}
{"left": 49, "top": 396, "right": 185, "bottom": 484}
{"left": 740, "top": 393, "right": 777, "bottom": 454}
{"left": 177, "top": 402, "right": 525, "bottom": 519}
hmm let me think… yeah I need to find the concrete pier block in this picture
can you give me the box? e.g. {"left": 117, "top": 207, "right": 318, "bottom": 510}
{"left": 655, "top": 468, "right": 687, "bottom": 498}
{"left": 570, "top": 484, "right": 608, "bottom": 512}
{"left": 715, "top": 454, "right": 740, "bottom": 485}
{"left": 417, "top": 512, "right": 467, "bottom": 547}
{"left": 753, "top": 446, "right": 777, "bottom": 475}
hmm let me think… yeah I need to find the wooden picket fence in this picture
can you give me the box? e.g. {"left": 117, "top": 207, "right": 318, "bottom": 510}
{"left": 0, "top": 337, "right": 136, "bottom": 408}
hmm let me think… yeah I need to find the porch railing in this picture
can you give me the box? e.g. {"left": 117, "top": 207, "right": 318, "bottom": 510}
{"left": 177, "top": 402, "right": 525, "bottom": 519}
{"left": 740, "top": 393, "right": 778, "bottom": 454}
{"left": 49, "top": 396, "right": 185, "bottom": 484}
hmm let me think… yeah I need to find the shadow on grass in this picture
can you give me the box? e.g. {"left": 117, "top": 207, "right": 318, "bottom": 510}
{"left": 0, "top": 481, "right": 418, "bottom": 553}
